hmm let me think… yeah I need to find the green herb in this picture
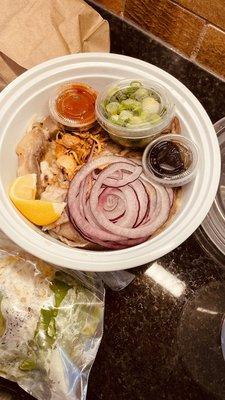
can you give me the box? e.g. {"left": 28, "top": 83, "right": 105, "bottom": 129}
{"left": 19, "top": 359, "right": 36, "bottom": 372}
{"left": 18, "top": 275, "right": 72, "bottom": 373}
{"left": 34, "top": 278, "right": 71, "bottom": 349}
{"left": 35, "top": 308, "right": 57, "bottom": 348}
{"left": 51, "top": 278, "right": 72, "bottom": 309}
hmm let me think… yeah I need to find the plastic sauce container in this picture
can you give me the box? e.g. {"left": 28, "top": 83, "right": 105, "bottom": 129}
{"left": 142, "top": 134, "right": 199, "bottom": 187}
{"left": 49, "top": 82, "right": 97, "bottom": 130}
{"left": 95, "top": 79, "right": 174, "bottom": 148}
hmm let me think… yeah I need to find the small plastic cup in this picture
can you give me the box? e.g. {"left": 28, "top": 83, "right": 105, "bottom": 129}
{"left": 142, "top": 134, "right": 199, "bottom": 187}
{"left": 49, "top": 82, "right": 97, "bottom": 130}
{"left": 95, "top": 79, "right": 175, "bottom": 148}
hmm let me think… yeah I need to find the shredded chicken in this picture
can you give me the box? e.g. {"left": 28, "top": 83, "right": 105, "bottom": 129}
{"left": 55, "top": 130, "right": 107, "bottom": 166}
{"left": 56, "top": 154, "right": 78, "bottom": 180}
{"left": 42, "top": 116, "right": 59, "bottom": 137}
{"left": 16, "top": 124, "right": 48, "bottom": 177}
{"left": 53, "top": 222, "right": 83, "bottom": 241}
{"left": 35, "top": 123, "right": 108, "bottom": 194}
{"left": 49, "top": 223, "right": 90, "bottom": 247}
{"left": 40, "top": 159, "right": 69, "bottom": 191}
{"left": 40, "top": 185, "right": 67, "bottom": 202}
{"left": 42, "top": 210, "right": 95, "bottom": 248}
{"left": 49, "top": 226, "right": 102, "bottom": 250}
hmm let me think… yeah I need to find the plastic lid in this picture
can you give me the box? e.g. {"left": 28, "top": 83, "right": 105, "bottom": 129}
{"left": 142, "top": 134, "right": 199, "bottom": 187}
{"left": 200, "top": 117, "right": 225, "bottom": 260}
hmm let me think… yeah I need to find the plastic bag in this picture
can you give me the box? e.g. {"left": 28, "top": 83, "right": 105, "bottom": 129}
{"left": 0, "top": 230, "right": 104, "bottom": 400}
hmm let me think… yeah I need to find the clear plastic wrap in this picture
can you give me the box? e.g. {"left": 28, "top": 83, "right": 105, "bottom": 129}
{"left": 0, "top": 230, "right": 134, "bottom": 400}
{"left": 0, "top": 230, "right": 104, "bottom": 400}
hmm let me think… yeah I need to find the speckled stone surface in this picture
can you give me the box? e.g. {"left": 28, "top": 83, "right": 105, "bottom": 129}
{"left": 1, "top": 4, "right": 225, "bottom": 400}
{"left": 88, "top": 238, "right": 225, "bottom": 400}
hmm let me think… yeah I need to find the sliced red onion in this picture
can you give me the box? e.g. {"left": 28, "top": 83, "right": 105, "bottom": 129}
{"left": 113, "top": 185, "right": 139, "bottom": 228}
{"left": 92, "top": 169, "right": 123, "bottom": 181}
{"left": 103, "top": 165, "right": 142, "bottom": 187}
{"left": 99, "top": 188, "right": 120, "bottom": 211}
{"left": 129, "top": 180, "right": 149, "bottom": 227}
{"left": 166, "top": 187, "right": 174, "bottom": 207}
{"left": 68, "top": 156, "right": 133, "bottom": 201}
{"left": 90, "top": 183, "right": 170, "bottom": 239}
{"left": 99, "top": 188, "right": 126, "bottom": 220}
{"left": 68, "top": 155, "right": 173, "bottom": 249}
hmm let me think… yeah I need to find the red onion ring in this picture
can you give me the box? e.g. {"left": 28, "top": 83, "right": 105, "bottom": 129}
{"left": 166, "top": 187, "right": 174, "bottom": 207}
{"left": 99, "top": 188, "right": 126, "bottom": 220}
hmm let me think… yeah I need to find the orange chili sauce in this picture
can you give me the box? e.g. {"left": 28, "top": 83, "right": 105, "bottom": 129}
{"left": 56, "top": 84, "right": 97, "bottom": 123}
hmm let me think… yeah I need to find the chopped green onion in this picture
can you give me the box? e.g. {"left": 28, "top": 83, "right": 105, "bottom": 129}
{"left": 115, "top": 90, "right": 127, "bottom": 102}
{"left": 118, "top": 110, "right": 133, "bottom": 123}
{"left": 124, "top": 86, "right": 139, "bottom": 97}
{"left": 149, "top": 113, "right": 162, "bottom": 124}
{"left": 142, "top": 97, "right": 160, "bottom": 115}
{"left": 134, "top": 88, "right": 149, "bottom": 101}
{"left": 140, "top": 111, "right": 149, "bottom": 121}
{"left": 108, "top": 94, "right": 117, "bottom": 103}
{"left": 128, "top": 115, "right": 143, "bottom": 125}
{"left": 109, "top": 115, "right": 124, "bottom": 126}
{"left": 109, "top": 114, "right": 119, "bottom": 123}
{"left": 106, "top": 101, "right": 120, "bottom": 115}
{"left": 130, "top": 81, "right": 142, "bottom": 88}
{"left": 121, "top": 98, "right": 141, "bottom": 112}
{"left": 103, "top": 81, "right": 165, "bottom": 128}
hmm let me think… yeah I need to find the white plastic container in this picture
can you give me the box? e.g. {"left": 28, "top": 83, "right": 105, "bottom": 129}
{"left": 0, "top": 53, "right": 220, "bottom": 271}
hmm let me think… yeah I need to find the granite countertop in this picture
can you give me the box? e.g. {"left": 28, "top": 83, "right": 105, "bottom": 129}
{"left": 1, "top": 3, "right": 225, "bottom": 400}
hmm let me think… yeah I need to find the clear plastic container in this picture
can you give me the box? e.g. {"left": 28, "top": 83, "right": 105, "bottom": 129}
{"left": 142, "top": 134, "right": 199, "bottom": 187}
{"left": 95, "top": 79, "right": 174, "bottom": 148}
{"left": 195, "top": 116, "right": 225, "bottom": 266}
{"left": 49, "top": 82, "right": 97, "bottom": 130}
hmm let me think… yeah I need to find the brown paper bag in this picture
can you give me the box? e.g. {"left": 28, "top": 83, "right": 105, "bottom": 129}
{"left": 0, "top": 0, "right": 110, "bottom": 88}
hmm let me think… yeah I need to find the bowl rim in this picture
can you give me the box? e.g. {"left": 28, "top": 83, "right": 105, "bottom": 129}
{"left": 0, "top": 53, "right": 221, "bottom": 271}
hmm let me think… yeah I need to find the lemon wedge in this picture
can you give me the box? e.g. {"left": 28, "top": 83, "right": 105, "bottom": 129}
{"left": 9, "top": 174, "right": 66, "bottom": 226}
{"left": 9, "top": 173, "right": 37, "bottom": 200}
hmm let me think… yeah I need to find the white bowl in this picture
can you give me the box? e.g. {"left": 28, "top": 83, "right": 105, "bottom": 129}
{"left": 0, "top": 53, "right": 220, "bottom": 272}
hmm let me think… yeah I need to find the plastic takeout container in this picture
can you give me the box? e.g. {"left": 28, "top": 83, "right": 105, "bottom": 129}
{"left": 195, "top": 117, "right": 225, "bottom": 266}
{"left": 95, "top": 78, "right": 174, "bottom": 148}
{"left": 49, "top": 82, "right": 97, "bottom": 130}
{"left": 0, "top": 53, "right": 220, "bottom": 271}
{"left": 142, "top": 134, "right": 199, "bottom": 187}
